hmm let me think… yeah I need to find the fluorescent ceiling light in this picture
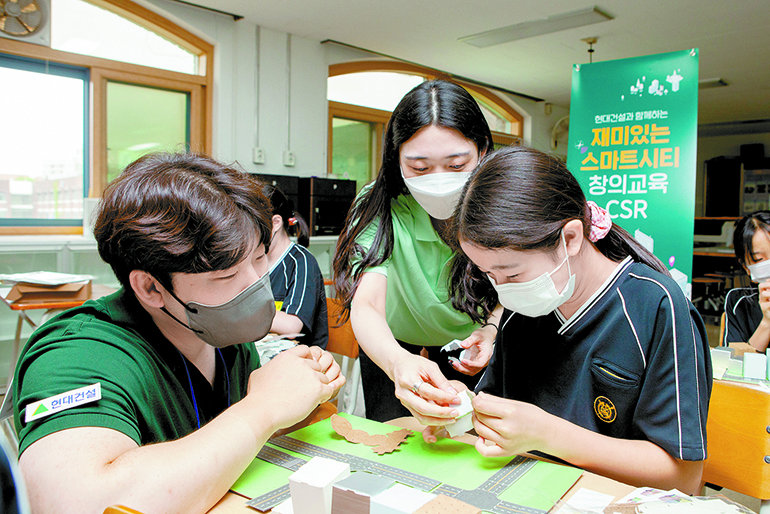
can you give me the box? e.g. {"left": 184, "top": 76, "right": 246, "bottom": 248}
{"left": 699, "top": 78, "right": 729, "bottom": 89}
{"left": 459, "top": 6, "right": 613, "bottom": 48}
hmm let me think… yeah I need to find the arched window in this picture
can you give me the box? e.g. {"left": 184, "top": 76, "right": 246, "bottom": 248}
{"left": 328, "top": 62, "right": 522, "bottom": 190}
{"left": 0, "top": 0, "right": 212, "bottom": 234}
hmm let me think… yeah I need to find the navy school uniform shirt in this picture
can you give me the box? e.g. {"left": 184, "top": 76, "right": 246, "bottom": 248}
{"left": 476, "top": 257, "right": 712, "bottom": 461}
{"left": 268, "top": 242, "right": 328, "bottom": 349}
{"left": 723, "top": 287, "right": 762, "bottom": 345}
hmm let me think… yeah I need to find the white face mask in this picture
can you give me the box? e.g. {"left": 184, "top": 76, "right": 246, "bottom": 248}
{"left": 401, "top": 169, "right": 471, "bottom": 220}
{"left": 489, "top": 233, "right": 576, "bottom": 317}
{"left": 748, "top": 259, "right": 770, "bottom": 283}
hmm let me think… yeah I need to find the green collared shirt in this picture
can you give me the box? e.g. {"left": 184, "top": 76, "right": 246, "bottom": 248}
{"left": 14, "top": 288, "right": 259, "bottom": 455}
{"left": 354, "top": 193, "right": 478, "bottom": 347}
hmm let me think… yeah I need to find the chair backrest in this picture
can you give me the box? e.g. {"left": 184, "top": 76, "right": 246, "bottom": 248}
{"left": 702, "top": 380, "right": 770, "bottom": 500}
{"left": 326, "top": 297, "right": 358, "bottom": 359}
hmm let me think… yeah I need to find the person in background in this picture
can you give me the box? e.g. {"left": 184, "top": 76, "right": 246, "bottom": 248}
{"left": 333, "top": 79, "right": 502, "bottom": 423}
{"left": 265, "top": 184, "right": 328, "bottom": 349}
{"left": 724, "top": 210, "right": 770, "bottom": 351}
{"left": 440, "top": 146, "right": 711, "bottom": 494}
{"left": 13, "top": 152, "right": 343, "bottom": 514}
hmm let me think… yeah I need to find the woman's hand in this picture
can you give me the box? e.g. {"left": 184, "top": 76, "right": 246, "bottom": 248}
{"left": 391, "top": 353, "right": 462, "bottom": 426}
{"left": 420, "top": 382, "right": 472, "bottom": 443}
{"left": 449, "top": 325, "right": 496, "bottom": 375}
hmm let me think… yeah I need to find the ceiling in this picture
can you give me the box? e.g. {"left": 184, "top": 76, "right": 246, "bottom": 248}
{"left": 178, "top": 0, "right": 770, "bottom": 128}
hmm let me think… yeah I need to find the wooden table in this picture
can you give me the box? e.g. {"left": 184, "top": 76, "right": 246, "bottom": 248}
{"left": 206, "top": 417, "right": 635, "bottom": 513}
{"left": 0, "top": 283, "right": 115, "bottom": 394}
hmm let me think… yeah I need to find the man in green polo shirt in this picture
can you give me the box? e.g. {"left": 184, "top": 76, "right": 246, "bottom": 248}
{"left": 13, "top": 152, "right": 344, "bottom": 514}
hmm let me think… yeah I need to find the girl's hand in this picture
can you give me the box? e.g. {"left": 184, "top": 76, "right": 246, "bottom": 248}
{"left": 471, "top": 392, "right": 553, "bottom": 458}
{"left": 759, "top": 280, "right": 770, "bottom": 322}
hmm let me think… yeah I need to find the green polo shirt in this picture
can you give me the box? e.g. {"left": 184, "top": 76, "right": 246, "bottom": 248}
{"left": 355, "top": 193, "right": 478, "bottom": 347}
{"left": 13, "top": 288, "right": 260, "bottom": 456}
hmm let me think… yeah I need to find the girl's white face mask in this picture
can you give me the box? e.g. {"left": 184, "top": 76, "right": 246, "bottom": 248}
{"left": 401, "top": 169, "right": 471, "bottom": 220}
{"left": 489, "top": 232, "right": 576, "bottom": 317}
{"left": 748, "top": 259, "right": 770, "bottom": 283}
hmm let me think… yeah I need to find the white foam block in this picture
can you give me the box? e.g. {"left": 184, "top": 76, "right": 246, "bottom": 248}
{"left": 446, "top": 390, "right": 474, "bottom": 438}
{"left": 370, "top": 483, "right": 436, "bottom": 514}
{"left": 744, "top": 353, "right": 767, "bottom": 380}
{"left": 710, "top": 347, "right": 734, "bottom": 370}
{"left": 289, "top": 456, "right": 351, "bottom": 514}
{"left": 728, "top": 358, "right": 743, "bottom": 375}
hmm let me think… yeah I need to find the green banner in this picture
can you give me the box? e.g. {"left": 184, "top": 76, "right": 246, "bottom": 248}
{"left": 568, "top": 49, "right": 699, "bottom": 295}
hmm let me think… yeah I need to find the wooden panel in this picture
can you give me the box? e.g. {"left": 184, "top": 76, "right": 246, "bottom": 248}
{"left": 702, "top": 380, "right": 770, "bottom": 499}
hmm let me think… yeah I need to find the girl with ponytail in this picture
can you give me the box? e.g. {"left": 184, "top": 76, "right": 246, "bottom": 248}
{"left": 440, "top": 145, "right": 711, "bottom": 494}
{"left": 265, "top": 184, "right": 328, "bottom": 349}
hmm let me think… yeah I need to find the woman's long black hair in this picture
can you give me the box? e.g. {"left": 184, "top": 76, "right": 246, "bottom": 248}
{"left": 332, "top": 79, "right": 494, "bottom": 320}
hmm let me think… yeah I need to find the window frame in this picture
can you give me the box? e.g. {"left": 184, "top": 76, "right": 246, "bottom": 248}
{"left": 0, "top": 0, "right": 213, "bottom": 235}
{"left": 327, "top": 62, "right": 524, "bottom": 183}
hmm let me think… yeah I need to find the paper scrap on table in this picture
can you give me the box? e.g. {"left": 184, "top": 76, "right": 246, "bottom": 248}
{"left": 558, "top": 488, "right": 615, "bottom": 513}
{"left": 330, "top": 414, "right": 412, "bottom": 455}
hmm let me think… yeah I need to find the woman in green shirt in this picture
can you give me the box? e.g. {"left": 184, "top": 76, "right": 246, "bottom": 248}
{"left": 334, "top": 80, "right": 502, "bottom": 423}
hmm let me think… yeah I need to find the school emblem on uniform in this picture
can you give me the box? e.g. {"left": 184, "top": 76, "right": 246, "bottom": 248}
{"left": 594, "top": 396, "right": 616, "bottom": 423}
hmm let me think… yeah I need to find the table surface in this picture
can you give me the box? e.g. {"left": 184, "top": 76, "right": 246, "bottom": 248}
{"left": 2, "top": 283, "right": 116, "bottom": 311}
{"left": 207, "top": 417, "right": 635, "bottom": 513}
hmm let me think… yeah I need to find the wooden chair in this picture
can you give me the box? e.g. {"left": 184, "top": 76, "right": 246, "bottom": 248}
{"left": 719, "top": 311, "right": 726, "bottom": 346}
{"left": 702, "top": 380, "right": 770, "bottom": 513}
{"left": 325, "top": 297, "right": 360, "bottom": 414}
{"left": 104, "top": 507, "right": 145, "bottom": 514}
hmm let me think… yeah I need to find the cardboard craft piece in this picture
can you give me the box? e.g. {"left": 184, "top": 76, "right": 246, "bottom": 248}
{"left": 331, "top": 414, "right": 412, "bottom": 455}
{"left": 5, "top": 280, "right": 91, "bottom": 304}
{"left": 446, "top": 390, "right": 474, "bottom": 438}
{"left": 331, "top": 472, "right": 395, "bottom": 514}
{"left": 413, "top": 494, "right": 482, "bottom": 514}
{"left": 370, "top": 483, "right": 437, "bottom": 514}
{"left": 728, "top": 342, "right": 757, "bottom": 358}
{"left": 289, "top": 456, "right": 350, "bottom": 514}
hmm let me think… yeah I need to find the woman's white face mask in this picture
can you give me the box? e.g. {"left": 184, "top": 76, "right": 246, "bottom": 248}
{"left": 489, "top": 232, "right": 576, "bottom": 317}
{"left": 401, "top": 169, "right": 471, "bottom": 220}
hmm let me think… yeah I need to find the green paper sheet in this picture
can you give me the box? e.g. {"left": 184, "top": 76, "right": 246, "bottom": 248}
{"left": 231, "top": 414, "right": 582, "bottom": 512}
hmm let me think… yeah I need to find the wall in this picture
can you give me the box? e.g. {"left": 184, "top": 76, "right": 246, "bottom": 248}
{"left": 144, "top": 0, "right": 329, "bottom": 177}
{"left": 695, "top": 132, "right": 770, "bottom": 216}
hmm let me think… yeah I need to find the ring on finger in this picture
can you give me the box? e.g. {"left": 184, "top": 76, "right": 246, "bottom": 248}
{"left": 411, "top": 380, "right": 424, "bottom": 395}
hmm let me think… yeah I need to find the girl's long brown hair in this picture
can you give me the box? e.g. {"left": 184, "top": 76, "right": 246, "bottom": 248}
{"left": 449, "top": 146, "right": 668, "bottom": 322}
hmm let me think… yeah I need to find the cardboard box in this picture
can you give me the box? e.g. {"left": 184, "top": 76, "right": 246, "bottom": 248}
{"left": 5, "top": 280, "right": 92, "bottom": 305}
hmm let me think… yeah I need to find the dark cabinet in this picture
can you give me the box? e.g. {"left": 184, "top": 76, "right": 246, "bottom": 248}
{"left": 298, "top": 177, "right": 356, "bottom": 236}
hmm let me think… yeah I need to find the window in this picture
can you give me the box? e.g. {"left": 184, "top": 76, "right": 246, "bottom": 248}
{"left": 0, "top": 0, "right": 212, "bottom": 234}
{"left": 0, "top": 54, "right": 88, "bottom": 226}
{"left": 328, "top": 62, "right": 523, "bottom": 189}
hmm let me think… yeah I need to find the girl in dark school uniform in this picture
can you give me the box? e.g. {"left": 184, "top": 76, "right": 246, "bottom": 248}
{"left": 442, "top": 145, "right": 711, "bottom": 494}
